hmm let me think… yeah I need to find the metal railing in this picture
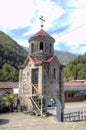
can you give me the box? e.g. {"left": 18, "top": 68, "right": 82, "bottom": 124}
{"left": 64, "top": 110, "right": 86, "bottom": 122}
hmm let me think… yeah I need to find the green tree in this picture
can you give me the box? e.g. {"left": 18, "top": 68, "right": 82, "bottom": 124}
{"left": 0, "top": 63, "right": 19, "bottom": 81}
{"left": 64, "top": 54, "right": 86, "bottom": 81}
{"left": 3, "top": 94, "right": 17, "bottom": 112}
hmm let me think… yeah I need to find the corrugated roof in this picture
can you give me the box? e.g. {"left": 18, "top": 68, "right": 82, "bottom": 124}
{"left": 64, "top": 80, "right": 86, "bottom": 87}
{"left": 1, "top": 80, "right": 86, "bottom": 89}
{"left": 0, "top": 82, "right": 18, "bottom": 89}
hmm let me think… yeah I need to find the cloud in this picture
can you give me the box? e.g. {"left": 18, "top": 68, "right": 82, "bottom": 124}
{"left": 53, "top": 22, "right": 86, "bottom": 54}
{"left": 0, "top": 0, "right": 64, "bottom": 30}
{"left": 18, "top": 40, "right": 29, "bottom": 47}
{"left": 8, "top": 27, "right": 29, "bottom": 39}
{"left": 56, "top": 23, "right": 86, "bottom": 45}
{"left": 0, "top": 0, "right": 86, "bottom": 54}
{"left": 22, "top": 0, "right": 65, "bottom": 36}
{"left": 0, "top": 0, "right": 35, "bottom": 29}
{"left": 81, "top": 46, "right": 86, "bottom": 53}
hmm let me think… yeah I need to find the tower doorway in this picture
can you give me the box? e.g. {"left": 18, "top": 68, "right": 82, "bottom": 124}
{"left": 31, "top": 68, "right": 38, "bottom": 94}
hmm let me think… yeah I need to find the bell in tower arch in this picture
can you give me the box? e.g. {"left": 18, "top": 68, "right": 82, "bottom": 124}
{"left": 29, "top": 29, "right": 55, "bottom": 61}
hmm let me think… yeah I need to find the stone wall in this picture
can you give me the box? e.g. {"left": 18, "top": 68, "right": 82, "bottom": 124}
{"left": 29, "top": 37, "right": 54, "bottom": 61}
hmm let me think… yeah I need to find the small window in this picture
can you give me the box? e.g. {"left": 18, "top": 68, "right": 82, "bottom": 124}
{"left": 40, "top": 42, "right": 43, "bottom": 51}
{"left": 50, "top": 44, "right": 52, "bottom": 53}
{"left": 59, "top": 70, "right": 61, "bottom": 85}
{"left": 31, "top": 43, "right": 34, "bottom": 53}
{"left": 53, "top": 68, "right": 56, "bottom": 79}
{"left": 44, "top": 86, "right": 46, "bottom": 94}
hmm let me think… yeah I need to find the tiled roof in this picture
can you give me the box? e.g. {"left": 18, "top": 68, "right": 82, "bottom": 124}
{"left": 64, "top": 80, "right": 86, "bottom": 87}
{"left": 29, "top": 55, "right": 56, "bottom": 64}
{"left": 33, "top": 29, "right": 52, "bottom": 37}
{"left": 45, "top": 56, "right": 56, "bottom": 63}
{"left": 1, "top": 80, "right": 86, "bottom": 89}
{"left": 29, "top": 55, "right": 42, "bottom": 64}
{"left": 18, "top": 55, "right": 57, "bottom": 68}
{"left": 0, "top": 82, "right": 18, "bottom": 89}
{"left": 29, "top": 29, "right": 55, "bottom": 43}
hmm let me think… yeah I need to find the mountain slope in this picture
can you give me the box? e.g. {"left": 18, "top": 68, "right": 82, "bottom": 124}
{"left": 0, "top": 31, "right": 28, "bottom": 68}
{"left": 55, "top": 50, "right": 77, "bottom": 65}
{"left": 0, "top": 31, "right": 28, "bottom": 81}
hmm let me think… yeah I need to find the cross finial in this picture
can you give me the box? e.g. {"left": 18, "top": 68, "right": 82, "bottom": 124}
{"left": 39, "top": 16, "right": 45, "bottom": 29}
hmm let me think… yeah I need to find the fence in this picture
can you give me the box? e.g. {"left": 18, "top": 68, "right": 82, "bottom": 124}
{"left": 64, "top": 110, "right": 86, "bottom": 122}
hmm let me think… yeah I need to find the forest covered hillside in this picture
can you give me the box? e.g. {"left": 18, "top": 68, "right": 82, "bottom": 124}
{"left": 64, "top": 54, "right": 86, "bottom": 81}
{"left": 0, "top": 31, "right": 28, "bottom": 81}
{"left": 54, "top": 50, "right": 77, "bottom": 65}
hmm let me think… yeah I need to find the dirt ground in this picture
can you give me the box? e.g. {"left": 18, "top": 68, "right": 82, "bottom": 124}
{"left": 0, "top": 101, "right": 86, "bottom": 130}
{"left": 0, "top": 112, "right": 86, "bottom": 130}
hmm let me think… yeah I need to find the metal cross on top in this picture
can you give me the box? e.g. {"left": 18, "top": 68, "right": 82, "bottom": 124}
{"left": 39, "top": 16, "right": 45, "bottom": 29}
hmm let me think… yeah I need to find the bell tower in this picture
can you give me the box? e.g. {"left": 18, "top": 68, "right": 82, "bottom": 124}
{"left": 29, "top": 16, "right": 55, "bottom": 61}
{"left": 19, "top": 16, "right": 64, "bottom": 122}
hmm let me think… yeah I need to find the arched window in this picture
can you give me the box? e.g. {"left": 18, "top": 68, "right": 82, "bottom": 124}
{"left": 31, "top": 43, "right": 34, "bottom": 53}
{"left": 50, "top": 44, "right": 52, "bottom": 53}
{"left": 40, "top": 42, "right": 43, "bottom": 51}
{"left": 53, "top": 68, "right": 56, "bottom": 79}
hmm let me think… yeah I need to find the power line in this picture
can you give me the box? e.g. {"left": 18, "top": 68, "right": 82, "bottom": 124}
{"left": 55, "top": 23, "right": 86, "bottom": 40}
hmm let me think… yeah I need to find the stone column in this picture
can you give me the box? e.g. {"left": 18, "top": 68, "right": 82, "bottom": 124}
{"left": 56, "top": 98, "right": 62, "bottom": 122}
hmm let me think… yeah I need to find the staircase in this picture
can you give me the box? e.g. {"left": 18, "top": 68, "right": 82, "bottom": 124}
{"left": 29, "top": 83, "right": 43, "bottom": 115}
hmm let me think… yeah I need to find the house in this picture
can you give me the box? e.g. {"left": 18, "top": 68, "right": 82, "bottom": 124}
{"left": 64, "top": 80, "right": 86, "bottom": 102}
{"left": 0, "top": 82, "right": 19, "bottom": 96}
{"left": 18, "top": 17, "right": 64, "bottom": 122}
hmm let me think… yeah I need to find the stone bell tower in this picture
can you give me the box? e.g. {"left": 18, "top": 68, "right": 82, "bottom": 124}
{"left": 19, "top": 16, "right": 64, "bottom": 122}
{"left": 29, "top": 29, "right": 55, "bottom": 60}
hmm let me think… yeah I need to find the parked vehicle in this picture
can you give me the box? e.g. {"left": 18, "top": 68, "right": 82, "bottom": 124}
{"left": 48, "top": 99, "right": 56, "bottom": 107}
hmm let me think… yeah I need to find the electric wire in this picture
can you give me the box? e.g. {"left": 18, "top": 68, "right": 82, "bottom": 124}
{"left": 54, "top": 23, "right": 86, "bottom": 40}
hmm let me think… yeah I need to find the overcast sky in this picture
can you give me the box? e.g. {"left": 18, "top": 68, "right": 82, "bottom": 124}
{"left": 0, "top": 0, "right": 86, "bottom": 54}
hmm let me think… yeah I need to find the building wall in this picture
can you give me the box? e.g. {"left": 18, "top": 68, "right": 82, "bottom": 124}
{"left": 19, "top": 59, "right": 61, "bottom": 97}
{"left": 29, "top": 38, "right": 54, "bottom": 61}
{"left": 42, "top": 58, "right": 64, "bottom": 109}
{"left": 19, "top": 57, "right": 64, "bottom": 118}
{"left": 19, "top": 60, "right": 43, "bottom": 96}
{"left": 42, "top": 62, "right": 59, "bottom": 99}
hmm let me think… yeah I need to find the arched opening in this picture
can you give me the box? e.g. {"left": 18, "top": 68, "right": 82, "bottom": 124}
{"left": 31, "top": 43, "right": 34, "bottom": 53}
{"left": 47, "top": 98, "right": 56, "bottom": 116}
{"left": 47, "top": 98, "right": 62, "bottom": 121}
{"left": 40, "top": 42, "right": 43, "bottom": 51}
{"left": 47, "top": 98, "right": 56, "bottom": 107}
{"left": 53, "top": 68, "right": 56, "bottom": 79}
{"left": 50, "top": 44, "right": 52, "bottom": 53}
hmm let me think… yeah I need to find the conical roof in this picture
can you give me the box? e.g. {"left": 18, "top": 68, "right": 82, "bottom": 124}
{"left": 29, "top": 29, "right": 55, "bottom": 43}
{"left": 33, "top": 29, "right": 51, "bottom": 37}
